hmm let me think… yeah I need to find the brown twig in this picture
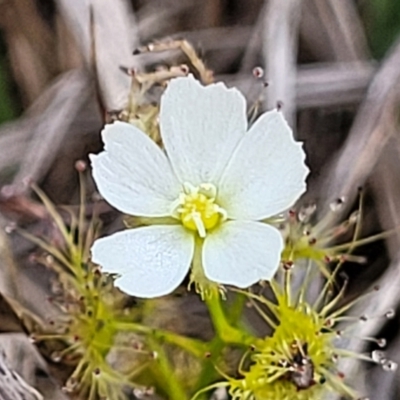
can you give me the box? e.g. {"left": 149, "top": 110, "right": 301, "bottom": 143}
{"left": 262, "top": 0, "right": 302, "bottom": 128}
{"left": 314, "top": 38, "right": 400, "bottom": 213}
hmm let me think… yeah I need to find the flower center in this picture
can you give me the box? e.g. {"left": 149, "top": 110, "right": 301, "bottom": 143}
{"left": 172, "top": 182, "right": 227, "bottom": 238}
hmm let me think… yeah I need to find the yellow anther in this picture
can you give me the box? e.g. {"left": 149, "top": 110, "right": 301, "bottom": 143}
{"left": 172, "top": 183, "right": 226, "bottom": 237}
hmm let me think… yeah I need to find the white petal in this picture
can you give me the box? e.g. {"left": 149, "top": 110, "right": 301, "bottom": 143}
{"left": 202, "top": 221, "right": 283, "bottom": 287}
{"left": 218, "top": 110, "right": 309, "bottom": 220}
{"left": 91, "top": 121, "right": 180, "bottom": 217}
{"left": 160, "top": 75, "right": 247, "bottom": 186}
{"left": 91, "top": 225, "right": 195, "bottom": 298}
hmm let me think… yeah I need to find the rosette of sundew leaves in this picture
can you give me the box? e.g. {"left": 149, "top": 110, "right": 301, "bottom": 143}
{"left": 7, "top": 166, "right": 209, "bottom": 400}
{"left": 11, "top": 169, "right": 153, "bottom": 399}
{"left": 193, "top": 262, "right": 397, "bottom": 400}
{"left": 190, "top": 189, "right": 397, "bottom": 400}
{"left": 199, "top": 195, "right": 397, "bottom": 400}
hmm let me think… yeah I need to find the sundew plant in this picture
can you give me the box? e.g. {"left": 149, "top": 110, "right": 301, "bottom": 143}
{"left": 19, "top": 60, "right": 396, "bottom": 400}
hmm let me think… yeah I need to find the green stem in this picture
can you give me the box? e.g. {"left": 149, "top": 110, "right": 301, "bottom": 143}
{"left": 226, "top": 292, "right": 247, "bottom": 325}
{"left": 205, "top": 288, "right": 256, "bottom": 346}
{"left": 191, "top": 239, "right": 256, "bottom": 346}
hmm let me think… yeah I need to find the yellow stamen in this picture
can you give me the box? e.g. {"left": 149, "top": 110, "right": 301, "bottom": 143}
{"left": 172, "top": 182, "right": 226, "bottom": 238}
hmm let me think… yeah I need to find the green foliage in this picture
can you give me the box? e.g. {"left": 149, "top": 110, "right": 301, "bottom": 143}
{"left": 363, "top": 0, "right": 400, "bottom": 58}
{"left": 0, "top": 55, "right": 19, "bottom": 123}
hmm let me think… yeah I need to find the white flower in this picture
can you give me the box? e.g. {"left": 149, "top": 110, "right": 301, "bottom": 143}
{"left": 90, "top": 75, "right": 308, "bottom": 298}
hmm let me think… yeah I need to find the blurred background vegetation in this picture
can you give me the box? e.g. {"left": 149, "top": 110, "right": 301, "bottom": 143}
{"left": 363, "top": 0, "right": 400, "bottom": 58}
{"left": 0, "top": 0, "right": 400, "bottom": 122}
